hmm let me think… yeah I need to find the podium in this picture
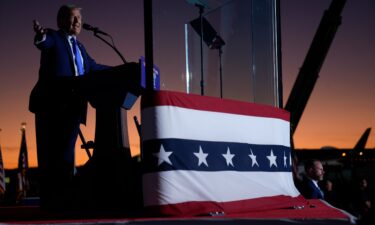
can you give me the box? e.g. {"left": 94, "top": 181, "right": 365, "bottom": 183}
{"left": 73, "top": 63, "right": 143, "bottom": 212}
{"left": 77, "top": 63, "right": 141, "bottom": 155}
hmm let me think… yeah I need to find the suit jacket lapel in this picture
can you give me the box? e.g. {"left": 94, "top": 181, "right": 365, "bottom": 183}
{"left": 58, "top": 30, "right": 76, "bottom": 76}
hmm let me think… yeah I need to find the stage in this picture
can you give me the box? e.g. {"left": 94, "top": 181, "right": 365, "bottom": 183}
{"left": 0, "top": 199, "right": 355, "bottom": 225}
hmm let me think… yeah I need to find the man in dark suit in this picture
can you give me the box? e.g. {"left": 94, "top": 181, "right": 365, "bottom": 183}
{"left": 299, "top": 159, "right": 325, "bottom": 200}
{"left": 30, "top": 4, "right": 109, "bottom": 210}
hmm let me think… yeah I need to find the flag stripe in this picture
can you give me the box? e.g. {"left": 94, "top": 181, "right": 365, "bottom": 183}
{"left": 143, "top": 170, "right": 300, "bottom": 206}
{"left": 146, "top": 197, "right": 347, "bottom": 218}
{"left": 141, "top": 90, "right": 290, "bottom": 121}
{"left": 142, "top": 106, "right": 290, "bottom": 146}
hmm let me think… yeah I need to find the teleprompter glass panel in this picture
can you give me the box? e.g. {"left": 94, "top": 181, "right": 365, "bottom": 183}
{"left": 152, "top": 0, "right": 281, "bottom": 106}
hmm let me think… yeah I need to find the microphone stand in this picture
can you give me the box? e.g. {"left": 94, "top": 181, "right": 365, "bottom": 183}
{"left": 93, "top": 32, "right": 127, "bottom": 64}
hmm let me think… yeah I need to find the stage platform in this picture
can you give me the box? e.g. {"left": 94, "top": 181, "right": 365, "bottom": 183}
{"left": 0, "top": 200, "right": 355, "bottom": 225}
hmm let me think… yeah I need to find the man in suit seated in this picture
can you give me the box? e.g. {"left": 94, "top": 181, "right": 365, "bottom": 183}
{"left": 300, "top": 159, "right": 325, "bottom": 199}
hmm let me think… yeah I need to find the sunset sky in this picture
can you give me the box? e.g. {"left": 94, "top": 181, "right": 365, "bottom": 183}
{"left": 0, "top": 0, "right": 374, "bottom": 169}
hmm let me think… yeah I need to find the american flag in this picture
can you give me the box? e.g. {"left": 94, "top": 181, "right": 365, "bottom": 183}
{"left": 17, "top": 123, "right": 29, "bottom": 201}
{"left": 141, "top": 91, "right": 305, "bottom": 216}
{"left": 0, "top": 142, "right": 6, "bottom": 195}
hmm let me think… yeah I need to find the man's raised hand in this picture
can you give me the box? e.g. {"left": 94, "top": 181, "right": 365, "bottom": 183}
{"left": 33, "top": 20, "right": 45, "bottom": 35}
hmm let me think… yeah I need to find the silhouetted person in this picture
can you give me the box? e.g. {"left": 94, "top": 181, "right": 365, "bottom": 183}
{"left": 299, "top": 159, "right": 325, "bottom": 199}
{"left": 352, "top": 178, "right": 373, "bottom": 224}
{"left": 30, "top": 4, "right": 109, "bottom": 210}
{"left": 322, "top": 179, "right": 340, "bottom": 207}
{"left": 292, "top": 154, "right": 303, "bottom": 190}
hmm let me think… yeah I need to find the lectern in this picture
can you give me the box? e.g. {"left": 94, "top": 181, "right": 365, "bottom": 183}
{"left": 73, "top": 62, "right": 143, "bottom": 212}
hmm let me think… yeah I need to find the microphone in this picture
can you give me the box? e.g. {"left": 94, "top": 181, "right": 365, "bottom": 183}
{"left": 82, "top": 23, "right": 108, "bottom": 35}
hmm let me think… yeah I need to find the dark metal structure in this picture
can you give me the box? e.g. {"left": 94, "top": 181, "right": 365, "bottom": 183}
{"left": 284, "top": 0, "right": 347, "bottom": 136}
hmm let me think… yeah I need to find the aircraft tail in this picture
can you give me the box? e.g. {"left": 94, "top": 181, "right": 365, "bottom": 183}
{"left": 353, "top": 128, "right": 371, "bottom": 150}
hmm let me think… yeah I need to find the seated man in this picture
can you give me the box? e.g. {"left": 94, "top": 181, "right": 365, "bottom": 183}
{"left": 299, "top": 159, "right": 325, "bottom": 199}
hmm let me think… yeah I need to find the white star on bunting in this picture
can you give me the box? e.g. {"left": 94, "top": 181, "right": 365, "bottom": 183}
{"left": 153, "top": 144, "right": 173, "bottom": 166}
{"left": 284, "top": 151, "right": 288, "bottom": 167}
{"left": 248, "top": 148, "right": 259, "bottom": 167}
{"left": 222, "top": 147, "right": 235, "bottom": 167}
{"left": 194, "top": 146, "right": 209, "bottom": 167}
{"left": 267, "top": 149, "right": 277, "bottom": 168}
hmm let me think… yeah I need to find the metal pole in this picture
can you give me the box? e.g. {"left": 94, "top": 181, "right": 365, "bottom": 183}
{"left": 144, "top": 0, "right": 154, "bottom": 90}
{"left": 199, "top": 5, "right": 205, "bottom": 95}
{"left": 219, "top": 47, "right": 223, "bottom": 98}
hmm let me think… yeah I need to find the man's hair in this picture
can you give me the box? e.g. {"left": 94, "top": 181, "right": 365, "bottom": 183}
{"left": 57, "top": 4, "right": 82, "bottom": 29}
{"left": 304, "top": 159, "right": 320, "bottom": 172}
